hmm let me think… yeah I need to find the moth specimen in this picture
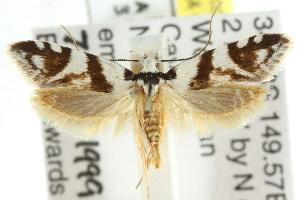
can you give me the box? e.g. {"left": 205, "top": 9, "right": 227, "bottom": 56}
{"left": 8, "top": 33, "right": 290, "bottom": 170}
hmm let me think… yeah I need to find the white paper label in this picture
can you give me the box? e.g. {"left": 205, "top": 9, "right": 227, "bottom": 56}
{"left": 86, "top": 0, "right": 174, "bottom": 23}
{"left": 33, "top": 10, "right": 293, "bottom": 200}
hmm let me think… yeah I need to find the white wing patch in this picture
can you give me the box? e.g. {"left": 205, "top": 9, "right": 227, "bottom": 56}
{"left": 254, "top": 34, "right": 263, "bottom": 43}
{"left": 32, "top": 55, "right": 44, "bottom": 69}
{"left": 50, "top": 43, "right": 63, "bottom": 53}
{"left": 34, "top": 41, "right": 45, "bottom": 50}
{"left": 236, "top": 39, "right": 248, "bottom": 48}
{"left": 255, "top": 49, "right": 268, "bottom": 64}
{"left": 168, "top": 57, "right": 198, "bottom": 90}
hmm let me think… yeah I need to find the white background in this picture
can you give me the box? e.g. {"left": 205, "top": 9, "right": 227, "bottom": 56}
{"left": 0, "top": 0, "right": 299, "bottom": 199}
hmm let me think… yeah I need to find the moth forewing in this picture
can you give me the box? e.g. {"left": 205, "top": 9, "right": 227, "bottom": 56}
{"left": 169, "top": 33, "right": 291, "bottom": 91}
{"left": 7, "top": 40, "right": 134, "bottom": 92}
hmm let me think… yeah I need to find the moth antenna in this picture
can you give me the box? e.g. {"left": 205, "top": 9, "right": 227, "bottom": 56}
{"left": 60, "top": 25, "right": 79, "bottom": 51}
{"left": 110, "top": 50, "right": 143, "bottom": 62}
{"left": 161, "top": 2, "right": 222, "bottom": 62}
{"left": 110, "top": 51, "right": 139, "bottom": 62}
{"left": 110, "top": 58, "right": 140, "bottom": 62}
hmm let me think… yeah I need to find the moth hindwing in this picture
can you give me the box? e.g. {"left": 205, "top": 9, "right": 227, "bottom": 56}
{"left": 8, "top": 33, "right": 291, "bottom": 168}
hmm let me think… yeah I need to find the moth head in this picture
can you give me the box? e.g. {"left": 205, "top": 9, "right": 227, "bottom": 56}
{"left": 139, "top": 52, "right": 160, "bottom": 73}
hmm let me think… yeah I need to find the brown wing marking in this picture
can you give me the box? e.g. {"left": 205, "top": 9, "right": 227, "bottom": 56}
{"left": 9, "top": 40, "right": 71, "bottom": 78}
{"left": 228, "top": 34, "right": 288, "bottom": 73}
{"left": 86, "top": 53, "right": 113, "bottom": 93}
{"left": 189, "top": 50, "right": 214, "bottom": 89}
